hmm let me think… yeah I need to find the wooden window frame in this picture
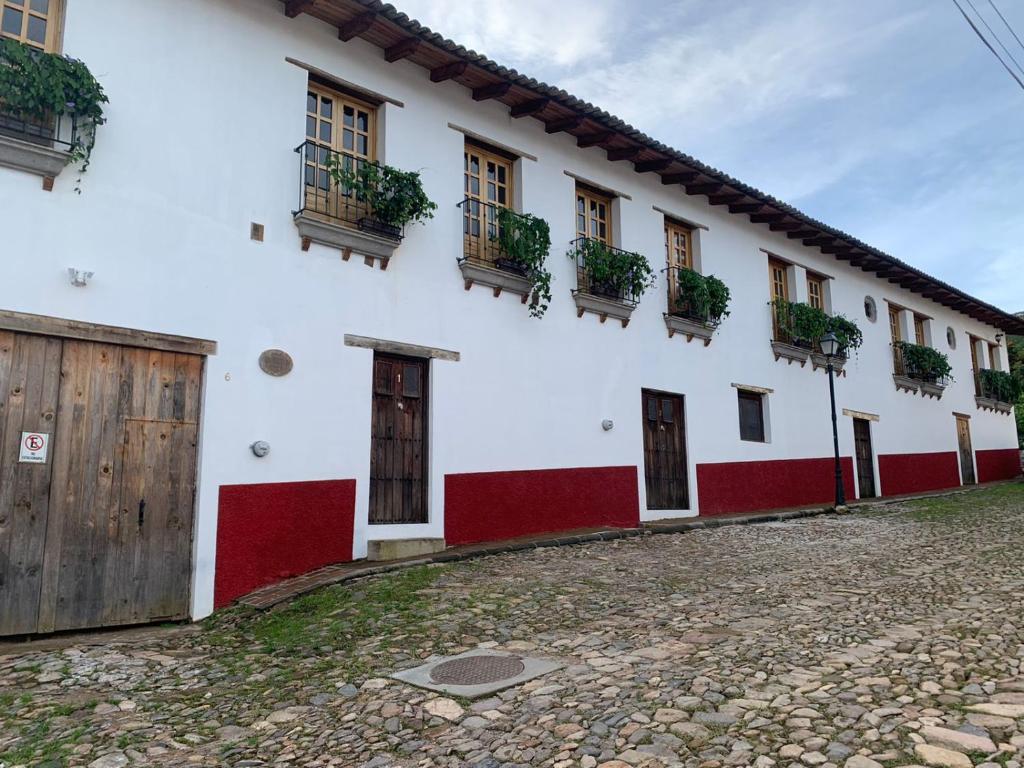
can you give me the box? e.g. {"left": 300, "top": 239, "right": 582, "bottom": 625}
{"left": 575, "top": 184, "right": 613, "bottom": 245}
{"left": 463, "top": 140, "right": 516, "bottom": 265}
{"left": 665, "top": 218, "right": 694, "bottom": 312}
{"left": 806, "top": 272, "right": 825, "bottom": 311}
{"left": 768, "top": 258, "right": 789, "bottom": 303}
{"left": 1, "top": 0, "right": 63, "bottom": 52}
{"left": 737, "top": 389, "right": 766, "bottom": 443}
{"left": 913, "top": 314, "right": 927, "bottom": 347}
{"left": 888, "top": 305, "right": 902, "bottom": 344}
{"left": 306, "top": 82, "right": 377, "bottom": 162}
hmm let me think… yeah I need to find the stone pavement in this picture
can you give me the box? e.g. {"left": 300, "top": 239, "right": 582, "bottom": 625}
{"left": 2, "top": 482, "right": 1024, "bottom": 768}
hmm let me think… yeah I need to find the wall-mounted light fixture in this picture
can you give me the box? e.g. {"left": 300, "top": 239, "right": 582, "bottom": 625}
{"left": 601, "top": 419, "right": 614, "bottom": 431}
{"left": 68, "top": 268, "right": 93, "bottom": 287}
{"left": 250, "top": 440, "right": 270, "bottom": 458}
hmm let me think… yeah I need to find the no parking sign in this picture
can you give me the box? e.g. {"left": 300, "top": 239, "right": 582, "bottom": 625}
{"left": 19, "top": 432, "right": 49, "bottom": 464}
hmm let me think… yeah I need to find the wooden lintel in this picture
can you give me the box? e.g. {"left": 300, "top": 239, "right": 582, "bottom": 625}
{"left": 577, "top": 132, "right": 614, "bottom": 148}
{"left": 661, "top": 171, "right": 699, "bottom": 185}
{"left": 729, "top": 203, "right": 763, "bottom": 214}
{"left": 430, "top": 60, "right": 469, "bottom": 83}
{"left": 685, "top": 183, "right": 723, "bottom": 195}
{"left": 750, "top": 212, "right": 785, "bottom": 224}
{"left": 607, "top": 146, "right": 642, "bottom": 161}
{"left": 472, "top": 81, "right": 511, "bottom": 101}
{"left": 708, "top": 193, "right": 744, "bottom": 206}
{"left": 545, "top": 115, "right": 584, "bottom": 134}
{"left": 510, "top": 98, "right": 550, "bottom": 117}
{"left": 0, "top": 309, "right": 217, "bottom": 356}
{"left": 634, "top": 158, "right": 672, "bottom": 173}
{"left": 284, "top": 0, "right": 313, "bottom": 17}
{"left": 384, "top": 37, "right": 421, "bottom": 62}
{"left": 338, "top": 11, "right": 376, "bottom": 41}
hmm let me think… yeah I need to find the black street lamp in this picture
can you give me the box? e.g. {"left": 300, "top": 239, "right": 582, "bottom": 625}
{"left": 819, "top": 331, "right": 847, "bottom": 510}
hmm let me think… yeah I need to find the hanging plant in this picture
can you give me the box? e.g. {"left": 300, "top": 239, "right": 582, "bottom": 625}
{"left": 328, "top": 157, "right": 437, "bottom": 232}
{"left": 0, "top": 39, "right": 109, "bottom": 188}
{"left": 675, "top": 268, "right": 731, "bottom": 325}
{"left": 825, "top": 313, "right": 863, "bottom": 354}
{"left": 569, "top": 238, "right": 655, "bottom": 301}
{"left": 895, "top": 340, "right": 953, "bottom": 383}
{"left": 770, "top": 299, "right": 862, "bottom": 355}
{"left": 493, "top": 206, "right": 552, "bottom": 318}
{"left": 978, "top": 368, "right": 1022, "bottom": 403}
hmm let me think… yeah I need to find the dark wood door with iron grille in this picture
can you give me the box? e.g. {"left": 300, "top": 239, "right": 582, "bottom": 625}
{"left": 370, "top": 354, "right": 428, "bottom": 524}
{"left": 956, "top": 415, "right": 975, "bottom": 485}
{"left": 852, "top": 418, "right": 876, "bottom": 499}
{"left": 0, "top": 333, "right": 202, "bottom": 636}
{"left": 641, "top": 390, "right": 689, "bottom": 510}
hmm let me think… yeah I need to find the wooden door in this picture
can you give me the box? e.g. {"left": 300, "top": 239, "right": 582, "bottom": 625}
{"left": 0, "top": 332, "right": 62, "bottom": 635}
{"left": 956, "top": 415, "right": 975, "bottom": 486}
{"left": 369, "top": 354, "right": 428, "bottom": 524}
{"left": 852, "top": 418, "right": 876, "bottom": 499}
{"left": 0, "top": 335, "right": 202, "bottom": 636}
{"left": 642, "top": 390, "right": 689, "bottom": 510}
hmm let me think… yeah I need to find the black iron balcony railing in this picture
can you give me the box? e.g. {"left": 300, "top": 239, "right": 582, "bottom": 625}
{"left": 0, "top": 110, "right": 78, "bottom": 152}
{"left": 570, "top": 237, "right": 641, "bottom": 307}
{"left": 769, "top": 299, "right": 808, "bottom": 348}
{"left": 294, "top": 140, "right": 402, "bottom": 239}
{"left": 892, "top": 343, "right": 950, "bottom": 386}
{"left": 664, "top": 265, "right": 726, "bottom": 326}
{"left": 456, "top": 197, "right": 524, "bottom": 273}
{"left": 975, "top": 368, "right": 1020, "bottom": 403}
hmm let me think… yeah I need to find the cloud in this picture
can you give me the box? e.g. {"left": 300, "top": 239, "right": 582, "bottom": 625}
{"left": 394, "top": 0, "right": 619, "bottom": 68}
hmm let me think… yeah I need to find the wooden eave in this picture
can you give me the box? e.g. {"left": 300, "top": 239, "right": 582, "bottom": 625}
{"left": 280, "top": 0, "right": 1024, "bottom": 336}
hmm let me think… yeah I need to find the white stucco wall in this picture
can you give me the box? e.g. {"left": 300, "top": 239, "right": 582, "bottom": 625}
{"left": 1, "top": 0, "right": 1017, "bottom": 619}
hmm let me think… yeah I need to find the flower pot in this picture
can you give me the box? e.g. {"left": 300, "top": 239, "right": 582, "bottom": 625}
{"left": 357, "top": 216, "right": 402, "bottom": 242}
{"left": 589, "top": 280, "right": 625, "bottom": 301}
{"left": 495, "top": 257, "right": 528, "bottom": 277}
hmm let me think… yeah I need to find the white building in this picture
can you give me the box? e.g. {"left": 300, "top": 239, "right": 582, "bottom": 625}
{"left": 1, "top": 0, "right": 1020, "bottom": 635}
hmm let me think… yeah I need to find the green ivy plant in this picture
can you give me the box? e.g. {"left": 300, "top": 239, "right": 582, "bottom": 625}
{"left": 569, "top": 238, "right": 655, "bottom": 301}
{"left": 327, "top": 157, "right": 437, "bottom": 230}
{"left": 978, "top": 368, "right": 1023, "bottom": 404}
{"left": 895, "top": 340, "right": 953, "bottom": 383}
{"left": 0, "top": 39, "right": 108, "bottom": 187}
{"left": 675, "top": 268, "right": 731, "bottom": 326}
{"left": 494, "top": 206, "right": 552, "bottom": 318}
{"left": 770, "top": 299, "right": 863, "bottom": 355}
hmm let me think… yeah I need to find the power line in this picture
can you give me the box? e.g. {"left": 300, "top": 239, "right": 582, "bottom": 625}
{"left": 987, "top": 0, "right": 1024, "bottom": 55}
{"left": 965, "top": 0, "right": 1024, "bottom": 77}
{"left": 952, "top": 0, "right": 1024, "bottom": 91}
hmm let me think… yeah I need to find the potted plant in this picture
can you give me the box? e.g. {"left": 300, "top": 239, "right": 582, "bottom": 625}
{"left": 0, "top": 38, "right": 108, "bottom": 188}
{"left": 675, "top": 269, "right": 731, "bottom": 326}
{"left": 570, "top": 239, "right": 655, "bottom": 301}
{"left": 327, "top": 157, "right": 437, "bottom": 240}
{"left": 493, "top": 207, "right": 553, "bottom": 318}
{"left": 979, "top": 368, "right": 1022, "bottom": 404}
{"left": 895, "top": 340, "right": 953, "bottom": 383}
{"left": 825, "top": 314, "right": 863, "bottom": 356}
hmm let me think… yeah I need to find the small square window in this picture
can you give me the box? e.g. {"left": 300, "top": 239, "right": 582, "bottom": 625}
{"left": 738, "top": 390, "right": 766, "bottom": 442}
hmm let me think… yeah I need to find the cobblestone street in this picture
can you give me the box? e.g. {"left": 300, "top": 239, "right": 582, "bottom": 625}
{"left": 3, "top": 483, "right": 1024, "bottom": 768}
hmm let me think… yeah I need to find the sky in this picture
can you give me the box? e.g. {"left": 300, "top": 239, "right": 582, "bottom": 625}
{"left": 397, "top": 0, "right": 1024, "bottom": 314}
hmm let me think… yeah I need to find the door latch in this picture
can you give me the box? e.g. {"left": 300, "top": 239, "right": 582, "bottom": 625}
{"left": 138, "top": 499, "right": 146, "bottom": 527}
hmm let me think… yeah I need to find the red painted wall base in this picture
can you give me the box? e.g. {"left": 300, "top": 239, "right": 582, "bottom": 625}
{"left": 444, "top": 466, "right": 639, "bottom": 547}
{"left": 215, "top": 479, "right": 356, "bottom": 608}
{"left": 877, "top": 451, "right": 960, "bottom": 496}
{"left": 976, "top": 448, "right": 1023, "bottom": 483}
{"left": 696, "top": 457, "right": 857, "bottom": 516}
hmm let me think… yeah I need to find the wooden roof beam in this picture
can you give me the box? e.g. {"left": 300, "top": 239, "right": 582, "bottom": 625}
{"left": 750, "top": 211, "right": 785, "bottom": 224}
{"left": 472, "top": 81, "right": 511, "bottom": 101}
{"left": 384, "top": 37, "right": 421, "bottom": 62}
{"left": 708, "top": 192, "right": 744, "bottom": 206}
{"left": 685, "top": 182, "right": 723, "bottom": 195}
{"left": 729, "top": 202, "right": 764, "bottom": 214}
{"left": 545, "top": 115, "right": 584, "bottom": 134}
{"left": 338, "top": 11, "right": 376, "bottom": 41}
{"left": 820, "top": 243, "right": 855, "bottom": 255}
{"left": 769, "top": 221, "right": 802, "bottom": 232}
{"left": 661, "top": 171, "right": 699, "bottom": 185}
{"left": 577, "top": 131, "right": 614, "bottom": 149}
{"left": 786, "top": 229, "right": 819, "bottom": 240}
{"left": 634, "top": 158, "right": 672, "bottom": 173}
{"left": 284, "top": 0, "right": 313, "bottom": 17}
{"left": 802, "top": 235, "right": 835, "bottom": 247}
{"left": 430, "top": 60, "right": 468, "bottom": 83}
{"left": 607, "top": 146, "right": 642, "bottom": 161}
{"left": 510, "top": 98, "right": 550, "bottom": 118}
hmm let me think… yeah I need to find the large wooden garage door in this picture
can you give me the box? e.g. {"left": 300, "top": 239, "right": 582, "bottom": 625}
{"left": 0, "top": 331, "right": 202, "bottom": 635}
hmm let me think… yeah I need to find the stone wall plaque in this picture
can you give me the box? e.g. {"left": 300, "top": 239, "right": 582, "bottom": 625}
{"left": 259, "top": 349, "right": 293, "bottom": 377}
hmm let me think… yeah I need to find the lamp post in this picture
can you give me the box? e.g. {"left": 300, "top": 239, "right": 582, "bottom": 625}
{"left": 819, "top": 331, "right": 846, "bottom": 510}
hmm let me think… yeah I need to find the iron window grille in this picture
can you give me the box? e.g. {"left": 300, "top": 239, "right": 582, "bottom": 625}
{"left": 569, "top": 237, "right": 641, "bottom": 307}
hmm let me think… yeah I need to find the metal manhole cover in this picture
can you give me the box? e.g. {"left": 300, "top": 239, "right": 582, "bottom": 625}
{"left": 429, "top": 654, "right": 526, "bottom": 685}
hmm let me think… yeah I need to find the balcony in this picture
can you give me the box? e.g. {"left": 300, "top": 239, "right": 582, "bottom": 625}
{"left": 456, "top": 198, "right": 547, "bottom": 307}
{"left": 569, "top": 238, "right": 653, "bottom": 329}
{"left": 892, "top": 341, "right": 950, "bottom": 398}
{"left": 974, "top": 369, "right": 1019, "bottom": 414}
{"left": 293, "top": 141, "right": 407, "bottom": 267}
{"left": 663, "top": 266, "right": 730, "bottom": 346}
{"left": 0, "top": 113, "right": 76, "bottom": 188}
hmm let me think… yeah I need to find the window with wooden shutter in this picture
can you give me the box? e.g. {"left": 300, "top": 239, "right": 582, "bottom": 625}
{"left": 889, "top": 306, "right": 902, "bottom": 343}
{"left": 737, "top": 390, "right": 766, "bottom": 443}
{"left": 768, "top": 259, "right": 789, "bottom": 303}
{"left": 576, "top": 186, "right": 612, "bottom": 244}
{"left": 463, "top": 141, "right": 514, "bottom": 264}
{"left": 914, "top": 315, "right": 926, "bottom": 346}
{"left": 665, "top": 219, "right": 693, "bottom": 313}
{"left": 807, "top": 273, "right": 824, "bottom": 311}
{"left": 1, "top": 0, "right": 62, "bottom": 51}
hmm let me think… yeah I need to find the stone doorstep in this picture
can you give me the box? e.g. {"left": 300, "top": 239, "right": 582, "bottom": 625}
{"left": 367, "top": 537, "right": 445, "bottom": 561}
{"left": 234, "top": 479, "right": 1021, "bottom": 610}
